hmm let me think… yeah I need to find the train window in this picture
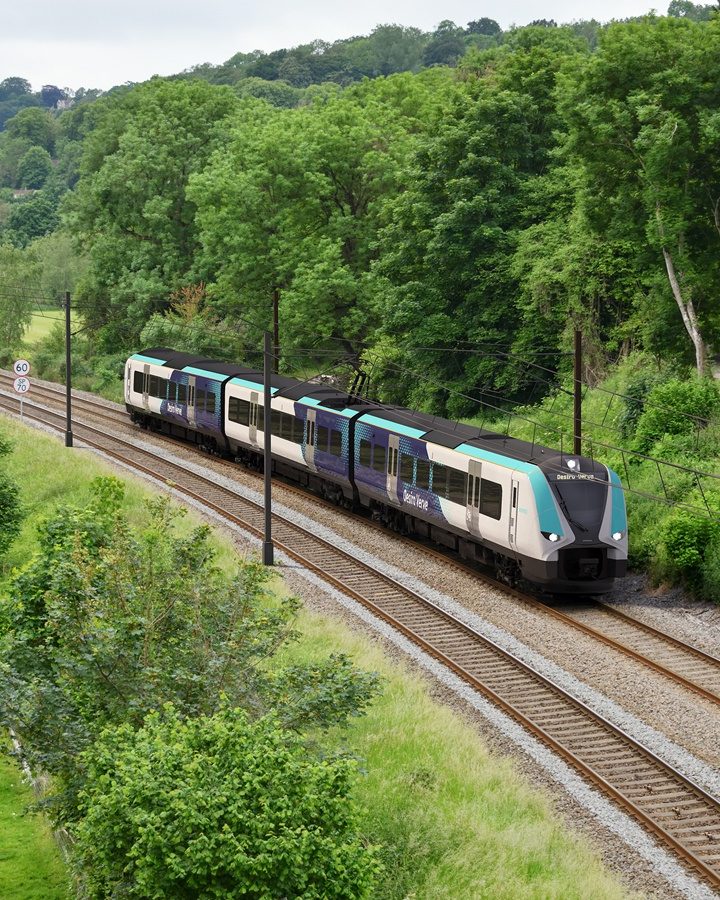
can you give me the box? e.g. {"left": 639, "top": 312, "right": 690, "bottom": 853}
{"left": 359, "top": 439, "right": 372, "bottom": 467}
{"left": 206, "top": 391, "right": 216, "bottom": 415}
{"left": 229, "top": 397, "right": 250, "bottom": 425}
{"left": 329, "top": 428, "right": 343, "bottom": 456}
{"left": 178, "top": 383, "right": 187, "bottom": 404}
{"left": 257, "top": 405, "right": 265, "bottom": 432}
{"left": 416, "top": 459, "right": 430, "bottom": 491}
{"left": 400, "top": 454, "right": 414, "bottom": 483}
{"left": 148, "top": 375, "right": 159, "bottom": 397}
{"left": 271, "top": 409, "right": 282, "bottom": 435}
{"left": 432, "top": 463, "right": 448, "bottom": 498}
{"left": 133, "top": 371, "right": 144, "bottom": 394}
{"left": 448, "top": 469, "right": 467, "bottom": 504}
{"left": 317, "top": 425, "right": 329, "bottom": 452}
{"left": 372, "top": 443, "right": 386, "bottom": 474}
{"left": 196, "top": 389, "right": 206, "bottom": 412}
{"left": 480, "top": 479, "right": 502, "bottom": 520}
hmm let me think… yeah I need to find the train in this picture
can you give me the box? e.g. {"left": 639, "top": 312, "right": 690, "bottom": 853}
{"left": 124, "top": 348, "right": 627, "bottom": 594}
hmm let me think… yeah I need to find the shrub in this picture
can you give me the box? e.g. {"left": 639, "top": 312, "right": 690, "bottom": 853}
{"left": 0, "top": 431, "right": 21, "bottom": 559}
{"left": 0, "top": 477, "right": 380, "bottom": 825}
{"left": 633, "top": 378, "right": 720, "bottom": 453}
{"left": 657, "top": 510, "right": 719, "bottom": 588}
{"left": 74, "top": 706, "right": 380, "bottom": 899}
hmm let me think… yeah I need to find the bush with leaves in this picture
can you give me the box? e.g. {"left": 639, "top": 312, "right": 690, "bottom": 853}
{"left": 0, "top": 477, "right": 380, "bottom": 827}
{"left": 657, "top": 509, "right": 720, "bottom": 589}
{"left": 633, "top": 377, "right": 720, "bottom": 453}
{"left": 75, "top": 705, "right": 380, "bottom": 899}
{"left": 0, "top": 430, "right": 21, "bottom": 559}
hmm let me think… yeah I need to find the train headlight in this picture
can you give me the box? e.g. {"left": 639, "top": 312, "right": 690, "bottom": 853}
{"left": 541, "top": 531, "right": 560, "bottom": 542}
{"left": 612, "top": 531, "right": 624, "bottom": 541}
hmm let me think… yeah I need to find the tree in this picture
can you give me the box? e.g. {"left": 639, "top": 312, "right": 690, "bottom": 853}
{"left": 0, "top": 78, "right": 31, "bottom": 102}
{"left": 423, "top": 20, "right": 467, "bottom": 67}
{"left": 0, "top": 431, "right": 21, "bottom": 560}
{"left": 65, "top": 78, "right": 239, "bottom": 344}
{"left": 4, "top": 107, "right": 56, "bottom": 153}
{"left": 0, "top": 244, "right": 37, "bottom": 344}
{"left": 560, "top": 17, "right": 720, "bottom": 373}
{"left": 74, "top": 707, "right": 380, "bottom": 898}
{"left": 667, "top": 0, "right": 715, "bottom": 21}
{"left": 466, "top": 18, "right": 501, "bottom": 35}
{"left": 0, "top": 478, "right": 379, "bottom": 824}
{"left": 6, "top": 189, "right": 60, "bottom": 246}
{"left": 40, "top": 85, "right": 67, "bottom": 108}
{"left": 17, "top": 145, "right": 52, "bottom": 188}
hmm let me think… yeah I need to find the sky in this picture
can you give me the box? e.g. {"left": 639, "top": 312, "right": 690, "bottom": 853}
{"left": 4, "top": 0, "right": 662, "bottom": 92}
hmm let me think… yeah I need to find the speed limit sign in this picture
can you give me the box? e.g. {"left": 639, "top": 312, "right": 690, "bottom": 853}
{"left": 13, "top": 377, "right": 30, "bottom": 394}
{"left": 13, "top": 359, "right": 30, "bottom": 376}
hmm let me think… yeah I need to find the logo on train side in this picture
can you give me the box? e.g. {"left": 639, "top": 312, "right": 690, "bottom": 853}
{"left": 167, "top": 403, "right": 184, "bottom": 415}
{"left": 402, "top": 489, "right": 429, "bottom": 511}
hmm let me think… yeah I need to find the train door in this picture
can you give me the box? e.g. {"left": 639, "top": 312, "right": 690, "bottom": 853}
{"left": 187, "top": 376, "right": 196, "bottom": 427}
{"left": 466, "top": 460, "right": 482, "bottom": 534}
{"left": 125, "top": 364, "right": 131, "bottom": 403}
{"left": 142, "top": 364, "right": 150, "bottom": 411}
{"left": 387, "top": 434, "right": 400, "bottom": 501}
{"left": 304, "top": 409, "right": 317, "bottom": 470}
{"left": 509, "top": 477, "right": 520, "bottom": 551}
{"left": 249, "top": 391, "right": 259, "bottom": 444}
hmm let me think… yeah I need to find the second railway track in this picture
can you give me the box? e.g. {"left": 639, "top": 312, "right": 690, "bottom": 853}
{"left": 2, "top": 382, "right": 720, "bottom": 889}
{"left": 3, "top": 371, "right": 720, "bottom": 707}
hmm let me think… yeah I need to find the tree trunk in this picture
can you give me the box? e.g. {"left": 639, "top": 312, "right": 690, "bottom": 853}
{"left": 661, "top": 246, "right": 707, "bottom": 375}
{"left": 656, "top": 204, "right": 707, "bottom": 376}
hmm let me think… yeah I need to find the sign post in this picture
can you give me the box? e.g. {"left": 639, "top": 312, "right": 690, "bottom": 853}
{"left": 12, "top": 360, "right": 30, "bottom": 421}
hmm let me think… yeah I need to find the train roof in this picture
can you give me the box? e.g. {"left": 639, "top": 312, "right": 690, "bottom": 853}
{"left": 132, "top": 348, "right": 376, "bottom": 413}
{"left": 130, "top": 349, "right": 572, "bottom": 467}
{"left": 357, "top": 406, "right": 560, "bottom": 466}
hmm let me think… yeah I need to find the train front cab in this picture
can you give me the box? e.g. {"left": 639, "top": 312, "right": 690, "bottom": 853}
{"left": 522, "top": 456, "right": 628, "bottom": 594}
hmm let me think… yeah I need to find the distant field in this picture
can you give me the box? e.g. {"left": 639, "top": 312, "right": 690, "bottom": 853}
{"left": 21, "top": 310, "right": 75, "bottom": 347}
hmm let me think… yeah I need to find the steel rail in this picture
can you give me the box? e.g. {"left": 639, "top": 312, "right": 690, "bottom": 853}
{"left": 2, "top": 390, "right": 720, "bottom": 888}
{"left": 3, "top": 373, "right": 720, "bottom": 708}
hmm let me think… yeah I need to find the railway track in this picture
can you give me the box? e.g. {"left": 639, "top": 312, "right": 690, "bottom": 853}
{"left": 2, "top": 383, "right": 720, "bottom": 889}
{"left": 3, "top": 372, "right": 720, "bottom": 709}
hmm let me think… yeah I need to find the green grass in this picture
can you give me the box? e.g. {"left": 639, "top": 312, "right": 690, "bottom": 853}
{"left": 20, "top": 310, "right": 70, "bottom": 348}
{"left": 0, "top": 417, "right": 635, "bottom": 899}
{"left": 0, "top": 740, "right": 69, "bottom": 899}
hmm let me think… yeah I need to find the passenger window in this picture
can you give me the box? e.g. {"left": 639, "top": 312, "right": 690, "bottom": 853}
{"left": 448, "top": 469, "right": 467, "bottom": 504}
{"left": 206, "top": 391, "right": 216, "bottom": 415}
{"left": 372, "top": 443, "right": 386, "bottom": 474}
{"left": 148, "top": 375, "right": 158, "bottom": 398}
{"left": 317, "top": 425, "right": 329, "bottom": 452}
{"left": 329, "top": 429, "right": 343, "bottom": 456}
{"left": 416, "top": 459, "right": 431, "bottom": 490}
{"left": 400, "top": 454, "right": 414, "bottom": 483}
{"left": 256, "top": 404, "right": 264, "bottom": 432}
{"left": 480, "top": 479, "right": 502, "bottom": 520}
{"left": 359, "top": 439, "right": 372, "bottom": 467}
{"left": 134, "top": 371, "right": 144, "bottom": 394}
{"left": 196, "top": 389, "right": 206, "bottom": 412}
{"left": 271, "top": 409, "right": 282, "bottom": 435}
{"left": 178, "top": 383, "right": 187, "bottom": 404}
{"left": 432, "top": 464, "right": 448, "bottom": 498}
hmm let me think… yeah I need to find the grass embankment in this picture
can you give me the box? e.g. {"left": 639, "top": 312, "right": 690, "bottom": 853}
{"left": 0, "top": 418, "right": 632, "bottom": 899}
{"left": 0, "top": 739, "right": 68, "bottom": 900}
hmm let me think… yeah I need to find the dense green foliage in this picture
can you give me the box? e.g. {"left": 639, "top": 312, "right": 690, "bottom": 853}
{"left": 0, "top": 478, "right": 380, "bottom": 893}
{"left": 0, "top": 431, "right": 21, "bottom": 561}
{"left": 75, "top": 707, "right": 379, "bottom": 899}
{"left": 2, "top": 4, "right": 720, "bottom": 594}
